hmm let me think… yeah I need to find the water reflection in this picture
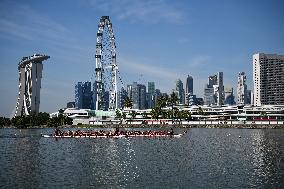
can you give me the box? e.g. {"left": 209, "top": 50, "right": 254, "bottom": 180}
{"left": 0, "top": 128, "right": 283, "bottom": 188}
{"left": 249, "top": 129, "right": 284, "bottom": 188}
{"left": 90, "top": 138, "right": 139, "bottom": 188}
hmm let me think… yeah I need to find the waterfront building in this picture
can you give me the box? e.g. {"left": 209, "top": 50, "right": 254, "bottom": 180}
{"left": 253, "top": 53, "right": 284, "bottom": 106}
{"left": 14, "top": 54, "right": 50, "bottom": 117}
{"left": 175, "top": 79, "right": 185, "bottom": 104}
{"left": 188, "top": 94, "right": 204, "bottom": 106}
{"left": 75, "top": 82, "right": 93, "bottom": 109}
{"left": 237, "top": 72, "right": 248, "bottom": 104}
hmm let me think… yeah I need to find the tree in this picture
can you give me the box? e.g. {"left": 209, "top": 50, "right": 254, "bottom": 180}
{"left": 156, "top": 96, "right": 168, "bottom": 108}
{"left": 150, "top": 107, "right": 161, "bottom": 120}
{"left": 198, "top": 106, "right": 204, "bottom": 115}
{"left": 58, "top": 109, "right": 65, "bottom": 126}
{"left": 169, "top": 92, "right": 179, "bottom": 123}
{"left": 115, "top": 109, "right": 122, "bottom": 119}
{"left": 130, "top": 111, "right": 137, "bottom": 119}
{"left": 0, "top": 117, "right": 11, "bottom": 127}
{"left": 124, "top": 96, "right": 133, "bottom": 109}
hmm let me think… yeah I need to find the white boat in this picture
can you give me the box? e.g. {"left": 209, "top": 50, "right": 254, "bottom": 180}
{"left": 42, "top": 133, "right": 183, "bottom": 138}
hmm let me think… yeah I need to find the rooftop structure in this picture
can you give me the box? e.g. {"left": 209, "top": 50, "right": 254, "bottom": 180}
{"left": 14, "top": 54, "right": 50, "bottom": 117}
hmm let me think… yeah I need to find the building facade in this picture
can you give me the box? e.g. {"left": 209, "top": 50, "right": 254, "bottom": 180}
{"left": 128, "top": 82, "right": 147, "bottom": 109}
{"left": 224, "top": 87, "right": 235, "bottom": 105}
{"left": 147, "top": 82, "right": 156, "bottom": 109}
{"left": 185, "top": 75, "right": 193, "bottom": 94}
{"left": 253, "top": 53, "right": 284, "bottom": 106}
{"left": 75, "top": 82, "right": 93, "bottom": 109}
{"left": 175, "top": 79, "right": 185, "bottom": 104}
{"left": 14, "top": 54, "right": 50, "bottom": 117}
{"left": 237, "top": 72, "right": 248, "bottom": 104}
{"left": 216, "top": 72, "right": 224, "bottom": 106}
{"left": 204, "top": 75, "right": 217, "bottom": 105}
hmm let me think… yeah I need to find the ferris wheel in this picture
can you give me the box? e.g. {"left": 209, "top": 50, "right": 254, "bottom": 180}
{"left": 95, "top": 16, "right": 118, "bottom": 111}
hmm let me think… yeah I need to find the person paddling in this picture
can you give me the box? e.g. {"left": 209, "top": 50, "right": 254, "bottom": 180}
{"left": 169, "top": 128, "right": 174, "bottom": 135}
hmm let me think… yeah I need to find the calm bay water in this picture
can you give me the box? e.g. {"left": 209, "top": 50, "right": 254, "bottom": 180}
{"left": 0, "top": 128, "right": 283, "bottom": 189}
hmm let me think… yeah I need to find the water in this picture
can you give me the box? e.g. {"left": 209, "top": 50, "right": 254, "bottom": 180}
{"left": 0, "top": 128, "right": 284, "bottom": 189}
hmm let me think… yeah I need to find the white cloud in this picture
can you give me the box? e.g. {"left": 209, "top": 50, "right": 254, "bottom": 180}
{"left": 190, "top": 55, "right": 211, "bottom": 67}
{"left": 86, "top": 0, "right": 185, "bottom": 24}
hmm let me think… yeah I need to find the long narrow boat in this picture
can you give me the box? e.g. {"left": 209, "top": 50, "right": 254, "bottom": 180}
{"left": 42, "top": 133, "right": 183, "bottom": 138}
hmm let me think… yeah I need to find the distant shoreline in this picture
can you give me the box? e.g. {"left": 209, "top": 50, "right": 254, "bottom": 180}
{"left": 2, "top": 123, "right": 283, "bottom": 129}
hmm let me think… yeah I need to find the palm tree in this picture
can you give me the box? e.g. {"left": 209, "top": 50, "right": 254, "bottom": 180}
{"left": 169, "top": 92, "right": 179, "bottom": 123}
{"left": 150, "top": 107, "right": 160, "bottom": 120}
{"left": 157, "top": 95, "right": 168, "bottom": 108}
{"left": 124, "top": 96, "right": 133, "bottom": 109}
{"left": 58, "top": 109, "right": 65, "bottom": 126}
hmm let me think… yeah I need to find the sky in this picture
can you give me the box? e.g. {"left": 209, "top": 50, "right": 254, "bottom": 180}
{"left": 0, "top": 0, "right": 284, "bottom": 117}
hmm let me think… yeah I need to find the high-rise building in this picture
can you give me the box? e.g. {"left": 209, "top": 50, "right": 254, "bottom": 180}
{"left": 147, "top": 82, "right": 156, "bottom": 109}
{"left": 185, "top": 75, "right": 193, "bottom": 105}
{"left": 128, "top": 82, "right": 147, "bottom": 109}
{"left": 237, "top": 72, "right": 248, "bottom": 104}
{"left": 185, "top": 75, "right": 193, "bottom": 94}
{"left": 117, "top": 87, "right": 128, "bottom": 109}
{"left": 204, "top": 75, "right": 217, "bottom": 105}
{"left": 253, "top": 53, "right": 284, "bottom": 106}
{"left": 75, "top": 82, "right": 93, "bottom": 109}
{"left": 203, "top": 72, "right": 224, "bottom": 106}
{"left": 224, "top": 87, "right": 235, "bottom": 105}
{"left": 175, "top": 79, "right": 185, "bottom": 104}
{"left": 216, "top": 72, "right": 224, "bottom": 106}
{"left": 139, "top": 84, "right": 147, "bottom": 109}
{"left": 14, "top": 54, "right": 50, "bottom": 117}
{"left": 247, "top": 90, "right": 252, "bottom": 105}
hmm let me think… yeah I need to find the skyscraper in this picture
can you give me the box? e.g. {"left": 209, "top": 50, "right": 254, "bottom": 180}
{"left": 224, "top": 87, "right": 235, "bottom": 105}
{"left": 216, "top": 72, "right": 224, "bottom": 106}
{"left": 117, "top": 87, "right": 128, "bottom": 109}
{"left": 175, "top": 79, "right": 185, "bottom": 104}
{"left": 237, "top": 72, "right": 248, "bottom": 104}
{"left": 185, "top": 75, "right": 193, "bottom": 105}
{"left": 185, "top": 75, "right": 193, "bottom": 94}
{"left": 204, "top": 75, "right": 217, "bottom": 105}
{"left": 253, "top": 53, "right": 284, "bottom": 106}
{"left": 147, "top": 82, "right": 156, "bottom": 108}
{"left": 14, "top": 54, "right": 50, "bottom": 117}
{"left": 75, "top": 82, "right": 93, "bottom": 109}
{"left": 128, "top": 82, "right": 147, "bottom": 109}
{"left": 203, "top": 72, "right": 224, "bottom": 106}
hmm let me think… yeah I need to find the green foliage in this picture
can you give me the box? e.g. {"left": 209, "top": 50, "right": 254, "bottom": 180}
{"left": 124, "top": 96, "right": 133, "bottom": 108}
{"left": 260, "top": 111, "right": 267, "bottom": 118}
{"left": 169, "top": 92, "right": 179, "bottom": 106}
{"left": 8, "top": 110, "right": 73, "bottom": 128}
{"left": 0, "top": 117, "right": 11, "bottom": 127}
{"left": 130, "top": 111, "right": 137, "bottom": 119}
{"left": 198, "top": 107, "right": 204, "bottom": 115}
{"left": 115, "top": 109, "right": 122, "bottom": 119}
{"left": 150, "top": 107, "right": 161, "bottom": 120}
